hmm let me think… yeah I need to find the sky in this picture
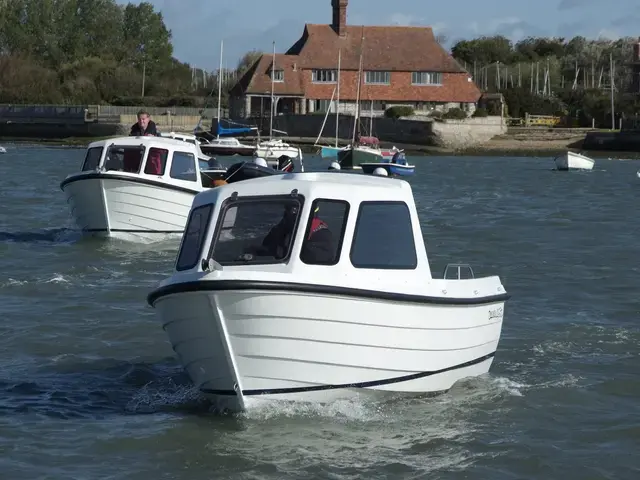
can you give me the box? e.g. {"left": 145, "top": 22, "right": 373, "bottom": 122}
{"left": 121, "top": 0, "right": 640, "bottom": 71}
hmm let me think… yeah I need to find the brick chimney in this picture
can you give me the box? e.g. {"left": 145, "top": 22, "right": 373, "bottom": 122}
{"left": 331, "top": 0, "right": 348, "bottom": 36}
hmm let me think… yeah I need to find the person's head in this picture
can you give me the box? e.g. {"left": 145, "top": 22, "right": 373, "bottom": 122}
{"left": 213, "top": 179, "right": 228, "bottom": 187}
{"left": 282, "top": 203, "right": 299, "bottom": 227}
{"left": 137, "top": 110, "right": 151, "bottom": 129}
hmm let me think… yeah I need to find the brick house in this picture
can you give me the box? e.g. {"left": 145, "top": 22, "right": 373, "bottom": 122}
{"left": 229, "top": 0, "right": 481, "bottom": 119}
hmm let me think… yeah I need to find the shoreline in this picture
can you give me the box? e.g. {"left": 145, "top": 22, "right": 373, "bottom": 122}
{"left": 2, "top": 135, "right": 639, "bottom": 159}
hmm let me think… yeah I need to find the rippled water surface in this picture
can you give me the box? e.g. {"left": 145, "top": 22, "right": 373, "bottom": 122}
{"left": 1, "top": 144, "right": 639, "bottom": 479}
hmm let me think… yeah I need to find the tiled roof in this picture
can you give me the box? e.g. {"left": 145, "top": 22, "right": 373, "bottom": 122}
{"left": 286, "top": 24, "right": 466, "bottom": 72}
{"left": 230, "top": 54, "right": 304, "bottom": 96}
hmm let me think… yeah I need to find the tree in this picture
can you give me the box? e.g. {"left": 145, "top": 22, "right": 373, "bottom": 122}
{"left": 121, "top": 2, "right": 173, "bottom": 71}
{"left": 236, "top": 50, "right": 263, "bottom": 75}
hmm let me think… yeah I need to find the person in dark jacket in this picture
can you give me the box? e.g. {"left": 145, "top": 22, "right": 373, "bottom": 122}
{"left": 130, "top": 110, "right": 159, "bottom": 136}
{"left": 300, "top": 205, "right": 334, "bottom": 264}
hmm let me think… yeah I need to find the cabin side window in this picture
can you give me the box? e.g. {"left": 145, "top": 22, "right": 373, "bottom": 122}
{"left": 350, "top": 201, "right": 417, "bottom": 269}
{"left": 300, "top": 199, "right": 350, "bottom": 266}
{"left": 176, "top": 203, "right": 214, "bottom": 271}
{"left": 208, "top": 195, "right": 305, "bottom": 266}
{"left": 104, "top": 146, "right": 145, "bottom": 173}
{"left": 81, "top": 147, "right": 103, "bottom": 171}
{"left": 143, "top": 147, "right": 168, "bottom": 175}
{"left": 170, "top": 151, "right": 197, "bottom": 182}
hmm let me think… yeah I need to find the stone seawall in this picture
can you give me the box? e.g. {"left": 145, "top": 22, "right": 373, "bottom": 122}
{"left": 256, "top": 114, "right": 505, "bottom": 149}
{"left": 582, "top": 130, "right": 640, "bottom": 152}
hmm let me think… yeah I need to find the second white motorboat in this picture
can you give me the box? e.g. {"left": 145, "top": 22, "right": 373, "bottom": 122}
{"left": 60, "top": 135, "right": 227, "bottom": 241}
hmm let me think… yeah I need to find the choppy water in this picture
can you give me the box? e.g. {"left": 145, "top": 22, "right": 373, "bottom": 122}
{"left": 1, "top": 143, "right": 639, "bottom": 479}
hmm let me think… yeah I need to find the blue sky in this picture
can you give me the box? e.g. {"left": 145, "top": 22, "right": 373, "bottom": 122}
{"left": 124, "top": 0, "right": 640, "bottom": 71}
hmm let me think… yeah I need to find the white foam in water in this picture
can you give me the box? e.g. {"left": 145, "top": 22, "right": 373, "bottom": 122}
{"left": 240, "top": 395, "right": 386, "bottom": 422}
{"left": 126, "top": 379, "right": 202, "bottom": 413}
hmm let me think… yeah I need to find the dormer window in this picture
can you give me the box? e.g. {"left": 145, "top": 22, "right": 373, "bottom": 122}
{"left": 270, "top": 69, "right": 284, "bottom": 82}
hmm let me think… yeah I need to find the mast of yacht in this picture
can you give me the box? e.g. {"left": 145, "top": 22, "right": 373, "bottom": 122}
{"left": 351, "top": 30, "right": 364, "bottom": 145}
{"left": 335, "top": 49, "right": 341, "bottom": 147}
{"left": 216, "top": 40, "right": 223, "bottom": 139}
{"left": 269, "top": 41, "right": 275, "bottom": 140}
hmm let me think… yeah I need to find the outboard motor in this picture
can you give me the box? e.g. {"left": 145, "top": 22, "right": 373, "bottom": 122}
{"left": 277, "top": 155, "right": 294, "bottom": 172}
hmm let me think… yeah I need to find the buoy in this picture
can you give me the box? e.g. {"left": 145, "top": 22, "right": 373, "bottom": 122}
{"left": 329, "top": 161, "right": 341, "bottom": 171}
{"left": 373, "top": 167, "right": 388, "bottom": 176}
{"left": 254, "top": 157, "right": 268, "bottom": 167}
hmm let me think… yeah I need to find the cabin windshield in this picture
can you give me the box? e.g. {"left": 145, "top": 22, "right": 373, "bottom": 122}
{"left": 208, "top": 195, "right": 305, "bottom": 265}
{"left": 104, "top": 145, "right": 146, "bottom": 173}
{"left": 81, "top": 146, "right": 104, "bottom": 171}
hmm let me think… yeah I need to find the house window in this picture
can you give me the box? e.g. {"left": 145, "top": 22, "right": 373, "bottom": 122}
{"left": 270, "top": 69, "right": 284, "bottom": 82}
{"left": 312, "top": 69, "right": 337, "bottom": 83}
{"left": 412, "top": 72, "right": 443, "bottom": 85}
{"left": 170, "top": 151, "right": 197, "bottom": 182}
{"left": 365, "top": 71, "right": 390, "bottom": 85}
{"left": 175, "top": 203, "right": 214, "bottom": 271}
{"left": 300, "top": 199, "right": 350, "bottom": 266}
{"left": 314, "top": 100, "right": 333, "bottom": 112}
{"left": 350, "top": 201, "right": 417, "bottom": 269}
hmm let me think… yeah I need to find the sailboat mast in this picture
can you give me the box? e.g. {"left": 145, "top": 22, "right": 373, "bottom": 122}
{"left": 216, "top": 40, "right": 223, "bottom": 139}
{"left": 269, "top": 41, "right": 275, "bottom": 139}
{"left": 610, "top": 52, "right": 615, "bottom": 130}
{"left": 352, "top": 31, "right": 364, "bottom": 144}
{"left": 336, "top": 49, "right": 341, "bottom": 148}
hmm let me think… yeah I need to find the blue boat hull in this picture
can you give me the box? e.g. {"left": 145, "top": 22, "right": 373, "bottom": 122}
{"left": 360, "top": 162, "right": 415, "bottom": 176}
{"left": 320, "top": 146, "right": 343, "bottom": 158}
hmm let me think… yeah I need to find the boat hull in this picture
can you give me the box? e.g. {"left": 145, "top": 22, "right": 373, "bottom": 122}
{"left": 254, "top": 146, "right": 301, "bottom": 166}
{"left": 360, "top": 162, "right": 415, "bottom": 176}
{"left": 200, "top": 145, "right": 254, "bottom": 157}
{"left": 60, "top": 173, "right": 199, "bottom": 241}
{"left": 555, "top": 152, "right": 595, "bottom": 171}
{"left": 337, "top": 148, "right": 383, "bottom": 170}
{"left": 153, "top": 285, "right": 504, "bottom": 413}
{"left": 320, "top": 146, "right": 346, "bottom": 158}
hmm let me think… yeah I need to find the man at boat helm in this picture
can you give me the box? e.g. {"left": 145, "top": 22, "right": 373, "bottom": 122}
{"left": 243, "top": 204, "right": 333, "bottom": 262}
{"left": 130, "top": 109, "right": 159, "bottom": 137}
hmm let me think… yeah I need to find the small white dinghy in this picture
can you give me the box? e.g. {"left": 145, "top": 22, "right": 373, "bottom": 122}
{"left": 0, "top": 145, "right": 6, "bottom": 154}
{"left": 60, "top": 135, "right": 227, "bottom": 241}
{"left": 554, "top": 151, "right": 595, "bottom": 171}
{"left": 147, "top": 172, "right": 510, "bottom": 413}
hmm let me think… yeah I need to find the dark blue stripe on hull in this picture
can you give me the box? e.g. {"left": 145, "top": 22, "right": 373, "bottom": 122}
{"left": 200, "top": 351, "right": 495, "bottom": 397}
{"left": 83, "top": 228, "right": 183, "bottom": 234}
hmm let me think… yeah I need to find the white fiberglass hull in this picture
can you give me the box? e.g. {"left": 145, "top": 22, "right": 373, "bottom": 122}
{"left": 555, "top": 151, "right": 595, "bottom": 170}
{"left": 152, "top": 284, "right": 505, "bottom": 413}
{"left": 254, "top": 145, "right": 301, "bottom": 163}
{"left": 61, "top": 173, "right": 199, "bottom": 241}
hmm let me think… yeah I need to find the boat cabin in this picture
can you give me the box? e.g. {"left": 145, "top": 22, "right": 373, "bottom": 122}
{"left": 171, "top": 172, "right": 434, "bottom": 287}
{"left": 79, "top": 136, "right": 225, "bottom": 189}
{"left": 357, "top": 136, "right": 380, "bottom": 148}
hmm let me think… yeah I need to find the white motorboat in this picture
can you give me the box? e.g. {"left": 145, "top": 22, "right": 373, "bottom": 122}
{"left": 554, "top": 151, "right": 595, "bottom": 171}
{"left": 254, "top": 139, "right": 303, "bottom": 168}
{"left": 60, "top": 135, "right": 227, "bottom": 241}
{"left": 0, "top": 145, "right": 6, "bottom": 154}
{"left": 147, "top": 172, "right": 510, "bottom": 413}
{"left": 201, "top": 137, "right": 255, "bottom": 157}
